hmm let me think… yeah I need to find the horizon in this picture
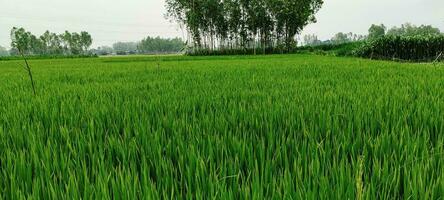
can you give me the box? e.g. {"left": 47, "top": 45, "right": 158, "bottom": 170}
{"left": 1, "top": 0, "right": 443, "bottom": 49}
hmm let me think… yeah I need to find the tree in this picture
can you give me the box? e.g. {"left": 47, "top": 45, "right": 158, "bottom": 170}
{"left": 165, "top": 0, "right": 324, "bottom": 54}
{"left": 137, "top": 36, "right": 185, "bottom": 54}
{"left": 10, "top": 27, "right": 33, "bottom": 54}
{"left": 331, "top": 32, "right": 350, "bottom": 44}
{"left": 10, "top": 28, "right": 93, "bottom": 56}
{"left": 368, "top": 24, "right": 386, "bottom": 40}
{"left": 10, "top": 27, "right": 37, "bottom": 95}
{"left": 113, "top": 42, "right": 138, "bottom": 54}
{"left": 80, "top": 31, "right": 93, "bottom": 52}
{"left": 387, "top": 23, "right": 441, "bottom": 36}
{"left": 93, "top": 46, "right": 114, "bottom": 55}
{"left": 0, "top": 45, "right": 9, "bottom": 56}
{"left": 303, "top": 34, "right": 321, "bottom": 46}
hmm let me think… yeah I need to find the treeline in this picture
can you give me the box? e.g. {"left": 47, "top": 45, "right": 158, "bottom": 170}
{"left": 94, "top": 37, "right": 184, "bottom": 55}
{"left": 0, "top": 45, "right": 8, "bottom": 57}
{"left": 303, "top": 23, "right": 442, "bottom": 46}
{"left": 358, "top": 23, "right": 443, "bottom": 61}
{"left": 302, "top": 23, "right": 443, "bottom": 61}
{"left": 10, "top": 27, "right": 92, "bottom": 56}
{"left": 369, "top": 23, "right": 441, "bottom": 39}
{"left": 303, "top": 32, "right": 365, "bottom": 46}
{"left": 165, "top": 0, "right": 323, "bottom": 54}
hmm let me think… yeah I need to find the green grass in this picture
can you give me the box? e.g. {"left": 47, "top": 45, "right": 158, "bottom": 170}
{"left": 1, "top": 54, "right": 444, "bottom": 199}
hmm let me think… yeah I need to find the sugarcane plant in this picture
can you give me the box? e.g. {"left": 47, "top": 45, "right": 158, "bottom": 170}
{"left": 355, "top": 35, "right": 444, "bottom": 61}
{"left": 10, "top": 27, "right": 36, "bottom": 95}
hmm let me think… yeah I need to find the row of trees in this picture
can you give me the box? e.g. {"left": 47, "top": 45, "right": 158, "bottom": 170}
{"left": 94, "top": 37, "right": 185, "bottom": 55}
{"left": 303, "top": 23, "right": 442, "bottom": 47}
{"left": 138, "top": 37, "right": 184, "bottom": 54}
{"left": 303, "top": 32, "right": 365, "bottom": 46}
{"left": 368, "top": 23, "right": 442, "bottom": 40}
{"left": 166, "top": 0, "right": 323, "bottom": 53}
{"left": 10, "top": 27, "right": 92, "bottom": 56}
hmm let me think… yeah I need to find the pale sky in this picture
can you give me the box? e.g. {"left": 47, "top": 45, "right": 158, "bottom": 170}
{"left": 1, "top": 0, "right": 443, "bottom": 48}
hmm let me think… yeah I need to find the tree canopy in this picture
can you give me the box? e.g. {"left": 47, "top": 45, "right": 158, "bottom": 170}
{"left": 0, "top": 45, "right": 8, "bottom": 56}
{"left": 138, "top": 37, "right": 184, "bottom": 54}
{"left": 165, "top": 0, "right": 323, "bottom": 53}
{"left": 109, "top": 37, "right": 184, "bottom": 55}
{"left": 368, "top": 24, "right": 386, "bottom": 40}
{"left": 367, "top": 23, "right": 442, "bottom": 40}
{"left": 10, "top": 27, "right": 92, "bottom": 56}
{"left": 112, "top": 42, "right": 138, "bottom": 55}
{"left": 387, "top": 23, "right": 441, "bottom": 37}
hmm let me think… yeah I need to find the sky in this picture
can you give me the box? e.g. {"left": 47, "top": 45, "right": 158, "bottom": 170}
{"left": 1, "top": 0, "right": 443, "bottom": 48}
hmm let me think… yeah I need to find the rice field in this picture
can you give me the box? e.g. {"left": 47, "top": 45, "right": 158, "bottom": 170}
{"left": 1, "top": 54, "right": 444, "bottom": 199}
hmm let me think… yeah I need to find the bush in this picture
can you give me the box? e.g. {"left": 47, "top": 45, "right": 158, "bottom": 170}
{"left": 354, "top": 35, "right": 444, "bottom": 61}
{"left": 299, "top": 42, "right": 364, "bottom": 57}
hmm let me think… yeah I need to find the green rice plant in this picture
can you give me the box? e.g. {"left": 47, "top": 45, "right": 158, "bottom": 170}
{"left": 0, "top": 54, "right": 444, "bottom": 199}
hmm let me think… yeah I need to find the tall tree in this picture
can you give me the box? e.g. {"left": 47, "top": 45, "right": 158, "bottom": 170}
{"left": 138, "top": 36, "right": 185, "bottom": 54}
{"left": 165, "top": 0, "right": 323, "bottom": 53}
{"left": 10, "top": 27, "right": 37, "bottom": 95}
{"left": 0, "top": 45, "right": 8, "bottom": 56}
{"left": 113, "top": 42, "right": 138, "bottom": 54}
{"left": 303, "top": 34, "right": 321, "bottom": 46}
{"left": 80, "top": 31, "right": 93, "bottom": 52}
{"left": 331, "top": 32, "right": 351, "bottom": 44}
{"left": 387, "top": 23, "right": 441, "bottom": 36}
{"left": 368, "top": 24, "right": 386, "bottom": 40}
{"left": 10, "top": 27, "right": 93, "bottom": 56}
{"left": 10, "top": 27, "right": 33, "bottom": 54}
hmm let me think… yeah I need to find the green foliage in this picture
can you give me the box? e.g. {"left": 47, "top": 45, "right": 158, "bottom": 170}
{"left": 1, "top": 54, "right": 444, "bottom": 198}
{"left": 186, "top": 47, "right": 297, "bottom": 56}
{"left": 368, "top": 24, "right": 386, "bottom": 40}
{"left": 112, "top": 42, "right": 138, "bottom": 55}
{"left": 0, "top": 54, "right": 98, "bottom": 61}
{"left": 93, "top": 46, "right": 114, "bottom": 56}
{"left": 303, "top": 34, "right": 322, "bottom": 46}
{"left": 10, "top": 27, "right": 93, "bottom": 56}
{"left": 10, "top": 27, "right": 34, "bottom": 54}
{"left": 330, "top": 32, "right": 366, "bottom": 44}
{"left": 0, "top": 45, "right": 8, "bottom": 56}
{"left": 354, "top": 35, "right": 444, "bottom": 61}
{"left": 387, "top": 23, "right": 442, "bottom": 37}
{"left": 165, "top": 0, "right": 323, "bottom": 54}
{"left": 137, "top": 37, "right": 184, "bottom": 54}
{"left": 299, "top": 41, "right": 364, "bottom": 56}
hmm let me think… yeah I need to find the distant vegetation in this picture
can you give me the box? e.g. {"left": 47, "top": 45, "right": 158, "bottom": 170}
{"left": 138, "top": 37, "right": 184, "bottom": 54}
{"left": 2, "top": 27, "right": 184, "bottom": 57}
{"left": 9, "top": 27, "right": 92, "bottom": 56}
{"left": 111, "top": 42, "right": 138, "bottom": 55}
{"left": 0, "top": 54, "right": 97, "bottom": 61}
{"left": 302, "top": 23, "right": 444, "bottom": 61}
{"left": 3, "top": 22, "right": 442, "bottom": 61}
{"left": 0, "top": 45, "right": 8, "bottom": 57}
{"left": 166, "top": 0, "right": 323, "bottom": 55}
{"left": 94, "top": 37, "right": 185, "bottom": 55}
